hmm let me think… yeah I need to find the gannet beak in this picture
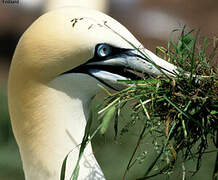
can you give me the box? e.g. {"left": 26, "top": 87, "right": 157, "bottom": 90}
{"left": 69, "top": 44, "right": 178, "bottom": 90}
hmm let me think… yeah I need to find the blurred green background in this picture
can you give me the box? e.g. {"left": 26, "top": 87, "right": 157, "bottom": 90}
{"left": 0, "top": 82, "right": 24, "bottom": 180}
{"left": 0, "top": 0, "right": 217, "bottom": 179}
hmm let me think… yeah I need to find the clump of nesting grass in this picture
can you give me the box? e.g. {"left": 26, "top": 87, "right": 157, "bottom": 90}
{"left": 98, "top": 27, "right": 218, "bottom": 179}
{"left": 64, "top": 27, "right": 217, "bottom": 180}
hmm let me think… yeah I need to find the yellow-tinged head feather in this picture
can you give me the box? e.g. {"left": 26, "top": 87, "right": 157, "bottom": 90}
{"left": 10, "top": 7, "right": 141, "bottom": 83}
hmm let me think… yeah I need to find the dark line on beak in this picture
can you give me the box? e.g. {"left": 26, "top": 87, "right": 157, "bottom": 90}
{"left": 87, "top": 73, "right": 119, "bottom": 91}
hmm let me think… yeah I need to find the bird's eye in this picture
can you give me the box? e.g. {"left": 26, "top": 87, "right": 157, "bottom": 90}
{"left": 97, "top": 44, "right": 112, "bottom": 57}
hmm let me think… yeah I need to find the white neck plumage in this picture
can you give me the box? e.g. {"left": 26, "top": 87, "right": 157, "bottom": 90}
{"left": 11, "top": 73, "right": 105, "bottom": 180}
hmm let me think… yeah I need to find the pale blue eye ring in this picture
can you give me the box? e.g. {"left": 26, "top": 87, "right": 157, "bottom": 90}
{"left": 97, "top": 44, "right": 111, "bottom": 57}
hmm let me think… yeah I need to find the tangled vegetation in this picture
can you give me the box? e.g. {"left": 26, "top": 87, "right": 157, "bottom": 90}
{"left": 63, "top": 27, "right": 218, "bottom": 180}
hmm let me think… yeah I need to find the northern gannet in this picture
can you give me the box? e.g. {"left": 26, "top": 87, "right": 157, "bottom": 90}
{"left": 8, "top": 7, "right": 177, "bottom": 180}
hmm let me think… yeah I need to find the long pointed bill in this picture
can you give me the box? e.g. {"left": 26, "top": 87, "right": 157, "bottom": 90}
{"left": 86, "top": 48, "right": 178, "bottom": 77}
{"left": 70, "top": 47, "right": 179, "bottom": 90}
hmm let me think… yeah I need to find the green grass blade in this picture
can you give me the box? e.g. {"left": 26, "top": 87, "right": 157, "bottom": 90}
{"left": 60, "top": 153, "right": 69, "bottom": 180}
{"left": 100, "top": 105, "right": 116, "bottom": 134}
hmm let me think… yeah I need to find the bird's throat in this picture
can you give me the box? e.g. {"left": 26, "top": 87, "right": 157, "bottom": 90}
{"left": 9, "top": 73, "right": 105, "bottom": 180}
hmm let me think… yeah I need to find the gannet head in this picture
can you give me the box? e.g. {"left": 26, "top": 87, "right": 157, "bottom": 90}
{"left": 10, "top": 6, "right": 177, "bottom": 92}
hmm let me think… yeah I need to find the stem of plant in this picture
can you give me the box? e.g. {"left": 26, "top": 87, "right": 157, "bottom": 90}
{"left": 122, "top": 124, "right": 147, "bottom": 180}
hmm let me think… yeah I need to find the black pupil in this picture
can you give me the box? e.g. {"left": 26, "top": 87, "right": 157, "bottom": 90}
{"left": 103, "top": 47, "right": 107, "bottom": 52}
{"left": 98, "top": 45, "right": 110, "bottom": 57}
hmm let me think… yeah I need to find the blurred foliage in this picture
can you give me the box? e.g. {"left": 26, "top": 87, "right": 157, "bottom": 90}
{"left": 0, "top": 86, "right": 24, "bottom": 180}
{"left": 0, "top": 87, "right": 11, "bottom": 144}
